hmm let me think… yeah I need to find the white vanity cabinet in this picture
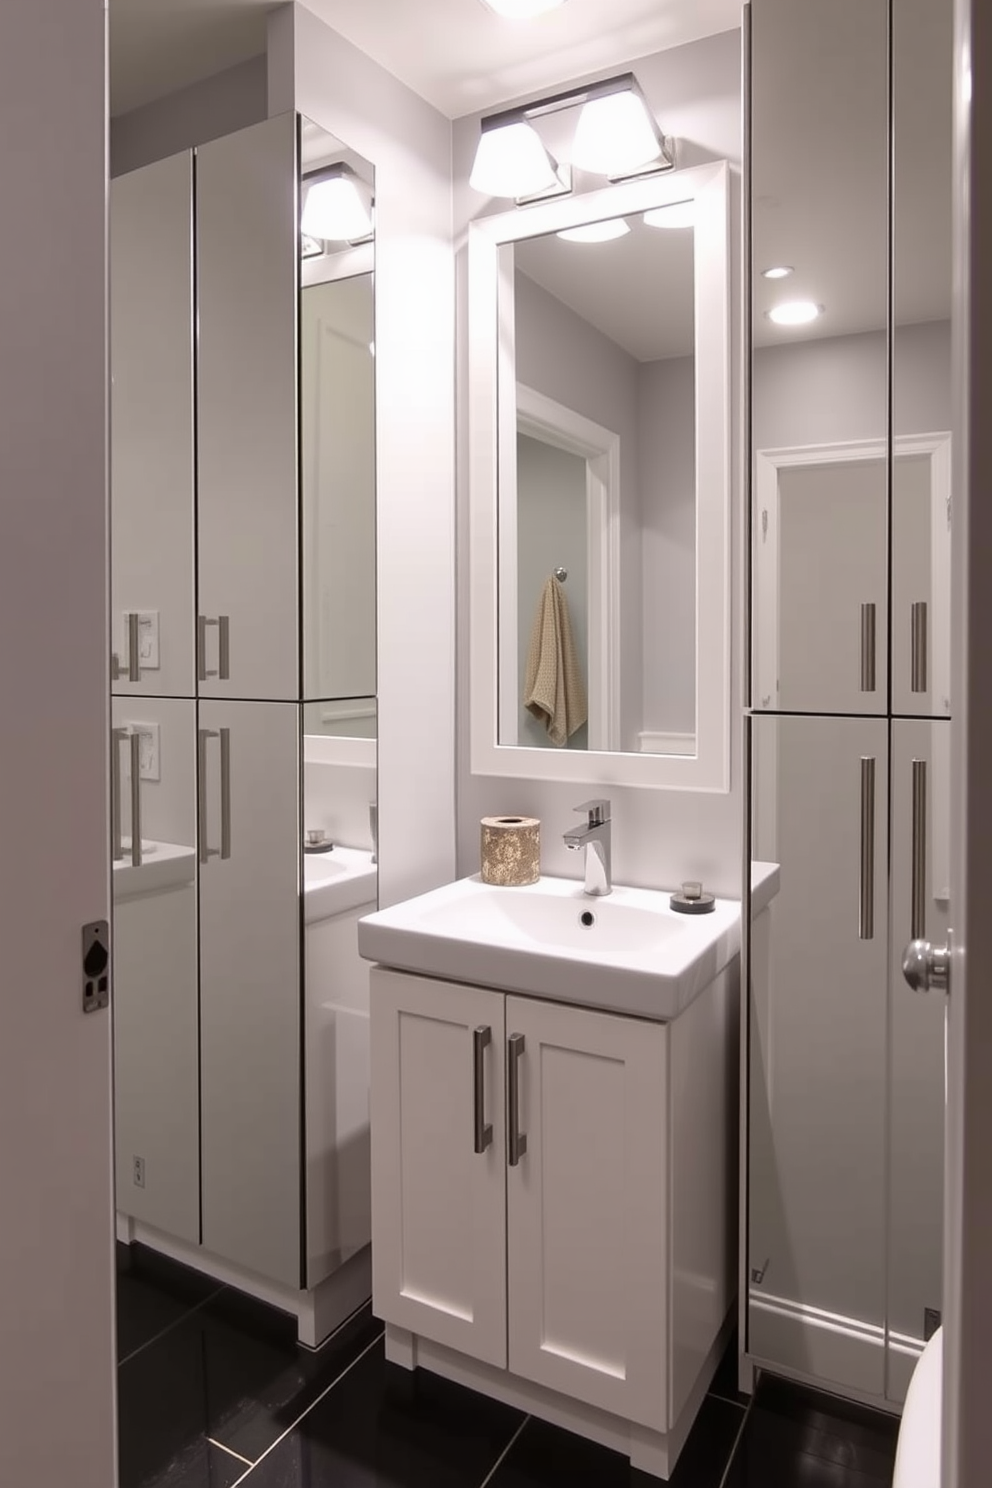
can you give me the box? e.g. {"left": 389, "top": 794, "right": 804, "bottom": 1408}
{"left": 370, "top": 964, "right": 735, "bottom": 1477}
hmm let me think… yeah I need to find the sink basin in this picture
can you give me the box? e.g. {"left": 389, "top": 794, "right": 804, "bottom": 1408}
{"left": 304, "top": 845, "right": 377, "bottom": 924}
{"left": 112, "top": 840, "right": 196, "bottom": 900}
{"left": 358, "top": 873, "right": 743, "bottom": 1020}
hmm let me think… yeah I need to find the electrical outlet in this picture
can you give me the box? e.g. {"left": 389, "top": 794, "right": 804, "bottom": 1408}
{"left": 125, "top": 722, "right": 161, "bottom": 782}
{"left": 133, "top": 1156, "right": 145, "bottom": 1189}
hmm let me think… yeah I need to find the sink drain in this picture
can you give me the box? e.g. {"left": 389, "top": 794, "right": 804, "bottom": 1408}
{"left": 579, "top": 910, "right": 596, "bottom": 928}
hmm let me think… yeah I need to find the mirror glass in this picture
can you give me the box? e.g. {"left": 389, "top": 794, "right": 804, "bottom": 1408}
{"left": 499, "top": 209, "right": 695, "bottom": 756}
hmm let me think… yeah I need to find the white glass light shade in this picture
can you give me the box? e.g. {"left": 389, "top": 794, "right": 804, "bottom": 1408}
{"left": 766, "top": 299, "right": 823, "bottom": 326}
{"left": 301, "top": 174, "right": 374, "bottom": 241}
{"left": 557, "top": 219, "right": 630, "bottom": 243}
{"left": 571, "top": 89, "right": 661, "bottom": 175}
{"left": 643, "top": 200, "right": 695, "bottom": 230}
{"left": 480, "top": 0, "right": 565, "bottom": 14}
{"left": 470, "top": 121, "right": 559, "bottom": 197}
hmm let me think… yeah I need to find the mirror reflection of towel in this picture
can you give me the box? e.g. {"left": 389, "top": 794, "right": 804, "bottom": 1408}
{"left": 524, "top": 576, "right": 587, "bottom": 747}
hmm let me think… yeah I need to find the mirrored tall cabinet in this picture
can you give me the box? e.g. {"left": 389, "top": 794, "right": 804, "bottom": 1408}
{"left": 745, "top": 0, "right": 951, "bottom": 1407}
{"left": 109, "top": 112, "right": 378, "bottom": 1316}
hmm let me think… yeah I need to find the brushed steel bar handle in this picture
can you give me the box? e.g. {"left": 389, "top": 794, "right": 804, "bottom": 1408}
{"left": 508, "top": 1032, "right": 527, "bottom": 1167}
{"left": 911, "top": 602, "right": 928, "bottom": 694}
{"left": 218, "top": 615, "right": 231, "bottom": 681}
{"left": 912, "top": 758, "right": 928, "bottom": 940}
{"left": 127, "top": 611, "right": 141, "bottom": 683}
{"left": 860, "top": 756, "right": 876, "bottom": 940}
{"left": 197, "top": 728, "right": 220, "bottom": 864}
{"left": 128, "top": 730, "right": 142, "bottom": 868}
{"left": 219, "top": 727, "right": 232, "bottom": 860}
{"left": 197, "top": 616, "right": 210, "bottom": 682}
{"left": 111, "top": 727, "right": 128, "bottom": 863}
{"left": 473, "top": 1026, "right": 493, "bottom": 1155}
{"left": 860, "top": 603, "right": 877, "bottom": 693}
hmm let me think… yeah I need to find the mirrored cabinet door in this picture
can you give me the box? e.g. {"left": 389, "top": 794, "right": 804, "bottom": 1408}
{"left": 196, "top": 114, "right": 300, "bottom": 702}
{"left": 110, "top": 152, "right": 195, "bottom": 698}
{"left": 750, "top": 0, "right": 889, "bottom": 716}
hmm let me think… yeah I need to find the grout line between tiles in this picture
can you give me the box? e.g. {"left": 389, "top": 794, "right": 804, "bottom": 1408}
{"left": 476, "top": 1414, "right": 531, "bottom": 1488}
{"left": 116, "top": 1282, "right": 228, "bottom": 1368}
{"left": 208, "top": 1437, "right": 256, "bottom": 1468}
{"left": 230, "top": 1329, "right": 384, "bottom": 1485}
{"left": 717, "top": 1391, "right": 755, "bottom": 1488}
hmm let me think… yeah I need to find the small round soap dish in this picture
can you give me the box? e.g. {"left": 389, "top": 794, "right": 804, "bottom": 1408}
{"left": 304, "top": 829, "right": 334, "bottom": 855}
{"left": 670, "top": 880, "right": 716, "bottom": 915}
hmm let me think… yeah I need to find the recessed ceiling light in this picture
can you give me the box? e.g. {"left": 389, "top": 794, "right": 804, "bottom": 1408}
{"left": 766, "top": 300, "right": 823, "bottom": 327}
{"left": 557, "top": 219, "right": 630, "bottom": 244}
{"left": 762, "top": 265, "right": 794, "bottom": 279}
{"left": 643, "top": 201, "right": 694, "bottom": 230}
{"left": 479, "top": 0, "right": 566, "bottom": 16}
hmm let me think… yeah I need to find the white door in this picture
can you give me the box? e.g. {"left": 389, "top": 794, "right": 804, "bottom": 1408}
{"left": 196, "top": 114, "right": 300, "bottom": 701}
{"left": 369, "top": 968, "right": 507, "bottom": 1367}
{"left": 505, "top": 996, "right": 669, "bottom": 1429}
{"left": 198, "top": 699, "right": 301, "bottom": 1286}
{"left": 0, "top": 2, "right": 117, "bottom": 1482}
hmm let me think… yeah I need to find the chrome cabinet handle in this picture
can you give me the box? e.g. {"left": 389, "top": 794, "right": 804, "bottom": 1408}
{"left": 111, "top": 612, "right": 142, "bottom": 684}
{"left": 473, "top": 1026, "right": 493, "bottom": 1154}
{"left": 912, "top": 759, "right": 927, "bottom": 940}
{"left": 508, "top": 1032, "right": 527, "bottom": 1167}
{"left": 911, "top": 602, "right": 929, "bottom": 693}
{"left": 860, "top": 756, "right": 876, "bottom": 940}
{"left": 198, "top": 615, "right": 231, "bottom": 681}
{"left": 860, "top": 603, "right": 877, "bottom": 693}
{"left": 198, "top": 726, "right": 232, "bottom": 864}
{"left": 128, "top": 730, "right": 142, "bottom": 868}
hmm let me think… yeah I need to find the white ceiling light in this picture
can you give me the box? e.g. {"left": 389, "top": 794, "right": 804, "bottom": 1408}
{"left": 469, "top": 119, "right": 560, "bottom": 198}
{"left": 571, "top": 87, "right": 662, "bottom": 176}
{"left": 301, "top": 167, "right": 374, "bottom": 242}
{"left": 479, "top": 0, "right": 566, "bottom": 15}
{"left": 762, "top": 265, "right": 794, "bottom": 279}
{"left": 643, "top": 200, "right": 694, "bottom": 230}
{"left": 557, "top": 219, "right": 630, "bottom": 243}
{"left": 766, "top": 299, "right": 823, "bottom": 326}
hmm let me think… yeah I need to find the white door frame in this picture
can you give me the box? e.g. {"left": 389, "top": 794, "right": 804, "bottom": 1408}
{"left": 0, "top": 2, "right": 117, "bottom": 1484}
{"left": 502, "top": 383, "right": 621, "bottom": 752}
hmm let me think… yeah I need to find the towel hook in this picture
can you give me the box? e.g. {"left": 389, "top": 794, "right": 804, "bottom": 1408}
{"left": 553, "top": 566, "right": 568, "bottom": 582}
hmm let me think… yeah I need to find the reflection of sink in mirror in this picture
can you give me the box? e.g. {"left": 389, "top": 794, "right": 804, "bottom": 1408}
{"left": 304, "top": 844, "right": 377, "bottom": 924}
{"left": 112, "top": 839, "right": 196, "bottom": 899}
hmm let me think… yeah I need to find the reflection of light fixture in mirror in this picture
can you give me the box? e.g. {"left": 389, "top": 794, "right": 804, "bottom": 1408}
{"left": 469, "top": 72, "right": 673, "bottom": 201}
{"left": 762, "top": 265, "right": 794, "bottom": 279}
{"left": 479, "top": 0, "right": 565, "bottom": 14}
{"left": 469, "top": 120, "right": 562, "bottom": 199}
{"left": 766, "top": 299, "right": 823, "bottom": 326}
{"left": 301, "top": 165, "right": 374, "bottom": 242}
{"left": 557, "top": 219, "right": 630, "bottom": 243}
{"left": 643, "top": 200, "right": 695, "bottom": 230}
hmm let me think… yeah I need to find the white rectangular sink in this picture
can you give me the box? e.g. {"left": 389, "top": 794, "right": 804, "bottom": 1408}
{"left": 304, "top": 845, "right": 377, "bottom": 924}
{"left": 359, "top": 873, "right": 745, "bottom": 1020}
{"left": 112, "top": 840, "right": 196, "bottom": 900}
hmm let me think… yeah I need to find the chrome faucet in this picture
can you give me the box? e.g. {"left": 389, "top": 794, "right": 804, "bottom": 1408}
{"left": 563, "top": 799, "right": 612, "bottom": 896}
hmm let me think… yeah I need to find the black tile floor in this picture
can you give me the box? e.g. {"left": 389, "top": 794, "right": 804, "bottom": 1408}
{"left": 116, "top": 1243, "right": 899, "bottom": 1488}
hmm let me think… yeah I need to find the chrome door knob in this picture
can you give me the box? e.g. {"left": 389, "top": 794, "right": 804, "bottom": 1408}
{"left": 902, "top": 939, "right": 950, "bottom": 995}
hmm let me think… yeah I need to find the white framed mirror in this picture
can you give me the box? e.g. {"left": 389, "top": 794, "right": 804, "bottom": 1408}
{"left": 468, "top": 160, "right": 731, "bottom": 791}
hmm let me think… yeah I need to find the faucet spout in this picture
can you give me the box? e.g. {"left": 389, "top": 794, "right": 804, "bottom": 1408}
{"left": 563, "top": 799, "right": 612, "bottom": 896}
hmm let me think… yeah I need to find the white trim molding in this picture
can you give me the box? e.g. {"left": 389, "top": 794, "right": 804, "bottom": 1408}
{"left": 468, "top": 160, "right": 732, "bottom": 792}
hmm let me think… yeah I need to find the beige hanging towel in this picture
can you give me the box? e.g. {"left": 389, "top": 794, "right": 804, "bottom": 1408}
{"left": 524, "top": 575, "right": 588, "bottom": 747}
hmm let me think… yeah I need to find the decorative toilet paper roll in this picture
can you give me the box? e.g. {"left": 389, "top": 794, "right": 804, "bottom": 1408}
{"left": 480, "top": 816, "right": 541, "bottom": 886}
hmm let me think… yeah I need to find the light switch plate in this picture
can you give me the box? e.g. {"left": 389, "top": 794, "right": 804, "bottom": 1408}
{"left": 126, "top": 722, "right": 161, "bottom": 781}
{"left": 124, "top": 610, "right": 160, "bottom": 670}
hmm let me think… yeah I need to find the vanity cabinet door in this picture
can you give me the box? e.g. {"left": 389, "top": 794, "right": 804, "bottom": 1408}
{"left": 886, "top": 719, "right": 948, "bottom": 1401}
{"left": 199, "top": 698, "right": 301, "bottom": 1287}
{"left": 748, "top": 715, "right": 889, "bottom": 1397}
{"left": 505, "top": 996, "right": 669, "bottom": 1429}
{"left": 196, "top": 114, "right": 299, "bottom": 701}
{"left": 369, "top": 968, "right": 507, "bottom": 1367}
{"left": 890, "top": 445, "right": 952, "bottom": 719}
{"left": 110, "top": 152, "right": 195, "bottom": 698}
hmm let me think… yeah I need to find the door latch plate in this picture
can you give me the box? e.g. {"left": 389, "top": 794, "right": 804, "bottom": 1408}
{"left": 82, "top": 920, "right": 110, "bottom": 1014}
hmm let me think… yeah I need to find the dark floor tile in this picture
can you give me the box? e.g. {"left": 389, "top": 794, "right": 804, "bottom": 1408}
{"left": 116, "top": 1241, "right": 223, "bottom": 1363}
{"left": 723, "top": 1374, "right": 899, "bottom": 1488}
{"left": 239, "top": 1340, "right": 525, "bottom": 1488}
{"left": 118, "top": 1293, "right": 379, "bottom": 1487}
{"left": 708, "top": 1331, "right": 751, "bottom": 1407}
{"left": 484, "top": 1392, "right": 744, "bottom": 1488}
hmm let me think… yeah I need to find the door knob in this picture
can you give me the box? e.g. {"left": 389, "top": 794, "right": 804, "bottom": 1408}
{"left": 902, "top": 939, "right": 950, "bottom": 995}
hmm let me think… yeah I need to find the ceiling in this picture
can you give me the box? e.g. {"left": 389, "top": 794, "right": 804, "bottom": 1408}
{"left": 108, "top": 0, "right": 741, "bottom": 118}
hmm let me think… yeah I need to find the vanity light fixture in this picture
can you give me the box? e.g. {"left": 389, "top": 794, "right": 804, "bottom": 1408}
{"left": 556, "top": 219, "right": 630, "bottom": 243}
{"left": 762, "top": 265, "right": 794, "bottom": 279}
{"left": 301, "top": 165, "right": 374, "bottom": 243}
{"left": 643, "top": 200, "right": 695, "bottom": 229}
{"left": 766, "top": 299, "right": 823, "bottom": 326}
{"left": 479, "top": 0, "right": 565, "bottom": 15}
{"left": 469, "top": 72, "right": 673, "bottom": 201}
